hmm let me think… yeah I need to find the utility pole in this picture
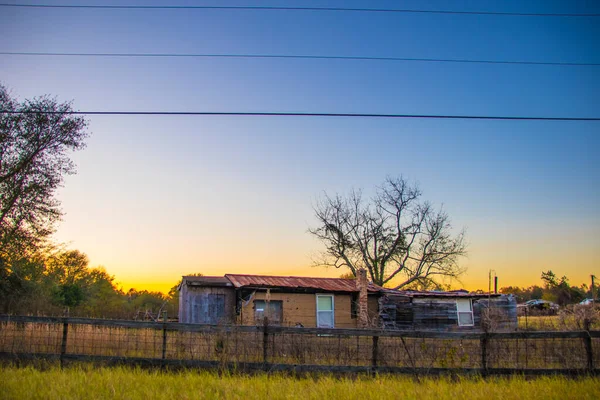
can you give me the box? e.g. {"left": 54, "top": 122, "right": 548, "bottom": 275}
{"left": 592, "top": 275, "right": 596, "bottom": 301}
{"left": 488, "top": 270, "right": 496, "bottom": 294}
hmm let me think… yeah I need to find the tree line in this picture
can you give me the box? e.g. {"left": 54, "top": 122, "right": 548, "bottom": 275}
{"left": 0, "top": 247, "right": 179, "bottom": 319}
{"left": 500, "top": 270, "right": 594, "bottom": 306}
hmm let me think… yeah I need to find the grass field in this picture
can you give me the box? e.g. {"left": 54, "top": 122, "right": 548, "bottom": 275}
{"left": 1, "top": 366, "right": 599, "bottom": 400}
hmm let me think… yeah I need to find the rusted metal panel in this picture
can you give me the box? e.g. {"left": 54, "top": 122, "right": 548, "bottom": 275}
{"left": 225, "top": 274, "right": 382, "bottom": 293}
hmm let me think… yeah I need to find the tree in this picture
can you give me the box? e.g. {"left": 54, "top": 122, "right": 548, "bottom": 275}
{"left": 46, "top": 249, "right": 90, "bottom": 286}
{"left": 540, "top": 270, "right": 586, "bottom": 306}
{"left": 0, "top": 84, "right": 89, "bottom": 258}
{"left": 46, "top": 249, "right": 90, "bottom": 314}
{"left": 52, "top": 283, "right": 85, "bottom": 312}
{"left": 310, "top": 176, "right": 467, "bottom": 288}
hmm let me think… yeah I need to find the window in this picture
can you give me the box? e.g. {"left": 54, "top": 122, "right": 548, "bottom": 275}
{"left": 316, "top": 295, "right": 335, "bottom": 328}
{"left": 254, "top": 300, "right": 283, "bottom": 325}
{"left": 456, "top": 299, "right": 474, "bottom": 326}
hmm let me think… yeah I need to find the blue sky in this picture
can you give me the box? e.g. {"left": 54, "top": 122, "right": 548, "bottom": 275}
{"left": 1, "top": 0, "right": 599, "bottom": 292}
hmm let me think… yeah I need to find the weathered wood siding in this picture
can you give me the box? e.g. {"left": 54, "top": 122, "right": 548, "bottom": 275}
{"left": 473, "top": 296, "right": 518, "bottom": 331}
{"left": 379, "top": 294, "right": 413, "bottom": 330}
{"left": 379, "top": 294, "right": 517, "bottom": 332}
{"left": 179, "top": 286, "right": 236, "bottom": 324}
{"left": 239, "top": 292, "right": 379, "bottom": 328}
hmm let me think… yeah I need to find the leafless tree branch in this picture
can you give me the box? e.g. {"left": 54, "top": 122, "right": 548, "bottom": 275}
{"left": 309, "top": 176, "right": 467, "bottom": 288}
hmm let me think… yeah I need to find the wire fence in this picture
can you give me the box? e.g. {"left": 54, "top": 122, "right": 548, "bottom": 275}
{"left": 0, "top": 315, "right": 598, "bottom": 375}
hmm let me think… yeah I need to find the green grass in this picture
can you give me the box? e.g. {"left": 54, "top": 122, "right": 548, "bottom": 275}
{"left": 1, "top": 366, "right": 599, "bottom": 400}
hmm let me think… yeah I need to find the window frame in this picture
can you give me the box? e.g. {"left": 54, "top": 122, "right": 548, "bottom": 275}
{"left": 456, "top": 298, "right": 474, "bottom": 327}
{"left": 316, "top": 294, "right": 335, "bottom": 328}
{"left": 253, "top": 300, "right": 283, "bottom": 325}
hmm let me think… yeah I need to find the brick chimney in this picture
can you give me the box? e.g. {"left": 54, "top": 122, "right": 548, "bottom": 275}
{"left": 356, "top": 268, "right": 369, "bottom": 328}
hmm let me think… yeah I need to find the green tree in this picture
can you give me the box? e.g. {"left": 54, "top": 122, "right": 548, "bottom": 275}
{"left": 0, "top": 84, "right": 89, "bottom": 307}
{"left": 46, "top": 250, "right": 91, "bottom": 314}
{"left": 52, "top": 283, "right": 85, "bottom": 312}
{"left": 78, "top": 267, "right": 126, "bottom": 318}
{"left": 46, "top": 249, "right": 90, "bottom": 285}
{"left": 540, "top": 270, "right": 586, "bottom": 306}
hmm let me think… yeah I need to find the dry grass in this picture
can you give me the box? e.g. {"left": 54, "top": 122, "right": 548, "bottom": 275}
{"left": 519, "top": 305, "right": 600, "bottom": 331}
{"left": 1, "top": 366, "right": 599, "bottom": 400}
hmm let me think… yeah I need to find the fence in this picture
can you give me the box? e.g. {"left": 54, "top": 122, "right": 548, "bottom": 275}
{"left": 0, "top": 315, "right": 598, "bottom": 375}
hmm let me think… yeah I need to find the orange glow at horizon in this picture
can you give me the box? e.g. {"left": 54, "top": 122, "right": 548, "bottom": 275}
{"left": 110, "top": 248, "right": 599, "bottom": 296}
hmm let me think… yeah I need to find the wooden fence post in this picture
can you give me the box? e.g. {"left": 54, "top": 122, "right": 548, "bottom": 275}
{"left": 583, "top": 320, "right": 594, "bottom": 373}
{"left": 60, "top": 318, "right": 69, "bottom": 368}
{"left": 263, "top": 317, "right": 269, "bottom": 366}
{"left": 480, "top": 333, "right": 488, "bottom": 376}
{"left": 372, "top": 336, "right": 379, "bottom": 373}
{"left": 161, "top": 326, "right": 167, "bottom": 361}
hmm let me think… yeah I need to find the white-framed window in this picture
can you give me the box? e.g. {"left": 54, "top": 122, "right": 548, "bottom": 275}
{"left": 456, "top": 299, "right": 474, "bottom": 326}
{"left": 316, "top": 294, "right": 335, "bottom": 328}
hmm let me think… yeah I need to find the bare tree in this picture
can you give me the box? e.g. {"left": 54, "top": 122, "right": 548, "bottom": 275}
{"left": 309, "top": 176, "right": 467, "bottom": 288}
{"left": 0, "top": 84, "right": 89, "bottom": 258}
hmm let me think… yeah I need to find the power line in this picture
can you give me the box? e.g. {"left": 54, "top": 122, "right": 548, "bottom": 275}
{"left": 2, "top": 110, "right": 598, "bottom": 121}
{"left": 2, "top": 52, "right": 597, "bottom": 67}
{"left": 0, "top": 3, "right": 598, "bottom": 17}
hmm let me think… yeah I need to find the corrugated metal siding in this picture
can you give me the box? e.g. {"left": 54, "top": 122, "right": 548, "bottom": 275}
{"left": 379, "top": 293, "right": 518, "bottom": 332}
{"left": 226, "top": 274, "right": 382, "bottom": 293}
{"left": 412, "top": 298, "right": 459, "bottom": 330}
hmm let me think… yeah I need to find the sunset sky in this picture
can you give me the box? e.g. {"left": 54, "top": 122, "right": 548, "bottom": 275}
{"left": 1, "top": 0, "right": 599, "bottom": 293}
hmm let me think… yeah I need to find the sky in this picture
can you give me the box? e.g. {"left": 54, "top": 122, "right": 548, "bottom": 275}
{"left": 1, "top": 0, "right": 599, "bottom": 293}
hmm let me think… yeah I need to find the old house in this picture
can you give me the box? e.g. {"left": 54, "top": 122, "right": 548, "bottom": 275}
{"left": 179, "top": 273, "right": 517, "bottom": 331}
{"left": 379, "top": 290, "right": 517, "bottom": 331}
{"left": 179, "top": 270, "right": 381, "bottom": 328}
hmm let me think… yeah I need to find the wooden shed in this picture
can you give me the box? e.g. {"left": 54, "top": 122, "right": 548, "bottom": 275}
{"left": 379, "top": 290, "right": 518, "bottom": 332}
{"left": 178, "top": 276, "right": 236, "bottom": 324}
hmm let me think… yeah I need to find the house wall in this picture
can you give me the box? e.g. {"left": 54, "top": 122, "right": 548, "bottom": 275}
{"left": 238, "top": 291, "right": 379, "bottom": 328}
{"left": 379, "top": 294, "right": 517, "bottom": 332}
{"left": 179, "top": 285, "right": 236, "bottom": 324}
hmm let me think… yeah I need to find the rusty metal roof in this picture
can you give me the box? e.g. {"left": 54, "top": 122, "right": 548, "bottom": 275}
{"left": 225, "top": 274, "right": 382, "bottom": 293}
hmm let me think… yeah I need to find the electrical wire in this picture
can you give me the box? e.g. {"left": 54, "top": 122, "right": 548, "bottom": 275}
{"left": 2, "top": 110, "right": 598, "bottom": 121}
{"left": 2, "top": 52, "right": 597, "bottom": 67}
{"left": 0, "top": 3, "right": 598, "bottom": 17}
